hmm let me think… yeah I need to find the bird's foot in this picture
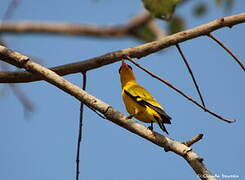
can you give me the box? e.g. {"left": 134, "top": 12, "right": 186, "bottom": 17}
{"left": 126, "top": 114, "right": 134, "bottom": 119}
{"left": 147, "top": 126, "right": 153, "bottom": 131}
{"left": 147, "top": 122, "right": 154, "bottom": 131}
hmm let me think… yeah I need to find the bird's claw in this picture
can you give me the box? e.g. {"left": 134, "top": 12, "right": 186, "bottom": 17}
{"left": 147, "top": 122, "right": 154, "bottom": 131}
{"left": 147, "top": 126, "right": 153, "bottom": 131}
{"left": 126, "top": 114, "right": 134, "bottom": 119}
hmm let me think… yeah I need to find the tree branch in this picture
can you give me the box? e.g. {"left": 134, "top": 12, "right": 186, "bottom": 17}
{"left": 0, "top": 12, "right": 244, "bottom": 83}
{"left": 125, "top": 56, "right": 234, "bottom": 123}
{"left": 76, "top": 72, "right": 87, "bottom": 180}
{"left": 183, "top": 134, "right": 204, "bottom": 147}
{"left": 207, "top": 33, "right": 245, "bottom": 71}
{"left": 0, "top": 12, "right": 152, "bottom": 37}
{"left": 0, "top": 44, "right": 217, "bottom": 180}
{"left": 176, "top": 44, "right": 206, "bottom": 108}
{"left": 0, "top": 54, "right": 34, "bottom": 114}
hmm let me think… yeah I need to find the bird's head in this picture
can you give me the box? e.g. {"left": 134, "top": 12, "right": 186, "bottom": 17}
{"left": 119, "top": 60, "right": 136, "bottom": 87}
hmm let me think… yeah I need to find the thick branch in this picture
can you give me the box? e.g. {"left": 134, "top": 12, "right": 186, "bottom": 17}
{"left": 0, "top": 45, "right": 216, "bottom": 180}
{"left": 0, "top": 13, "right": 244, "bottom": 83}
{"left": 0, "top": 54, "right": 34, "bottom": 113}
{"left": 0, "top": 12, "right": 152, "bottom": 37}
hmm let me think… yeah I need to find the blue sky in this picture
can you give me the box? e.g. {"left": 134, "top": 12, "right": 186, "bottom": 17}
{"left": 0, "top": 0, "right": 244, "bottom": 180}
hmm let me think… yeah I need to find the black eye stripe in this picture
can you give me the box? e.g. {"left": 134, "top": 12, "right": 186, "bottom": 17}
{"left": 118, "top": 66, "right": 122, "bottom": 74}
{"left": 128, "top": 65, "right": 132, "bottom": 70}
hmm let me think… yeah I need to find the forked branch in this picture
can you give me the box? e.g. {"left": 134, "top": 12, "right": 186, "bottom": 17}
{"left": 125, "top": 56, "right": 235, "bottom": 123}
{"left": 176, "top": 44, "right": 206, "bottom": 108}
{"left": 183, "top": 134, "right": 204, "bottom": 147}
{"left": 0, "top": 13, "right": 244, "bottom": 83}
{"left": 0, "top": 44, "right": 216, "bottom": 180}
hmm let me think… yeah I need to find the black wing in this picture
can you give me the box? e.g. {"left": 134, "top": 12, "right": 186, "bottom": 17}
{"left": 124, "top": 89, "right": 171, "bottom": 124}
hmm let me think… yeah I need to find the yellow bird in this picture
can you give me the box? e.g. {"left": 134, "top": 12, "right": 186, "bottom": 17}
{"left": 119, "top": 60, "right": 171, "bottom": 134}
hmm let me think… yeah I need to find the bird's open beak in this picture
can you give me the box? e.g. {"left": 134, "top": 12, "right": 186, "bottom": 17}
{"left": 119, "top": 60, "right": 132, "bottom": 73}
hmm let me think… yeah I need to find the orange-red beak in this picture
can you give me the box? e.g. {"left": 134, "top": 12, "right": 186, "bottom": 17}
{"left": 121, "top": 60, "right": 127, "bottom": 68}
{"left": 119, "top": 60, "right": 132, "bottom": 73}
{"left": 121, "top": 60, "right": 128, "bottom": 68}
{"left": 119, "top": 60, "right": 127, "bottom": 73}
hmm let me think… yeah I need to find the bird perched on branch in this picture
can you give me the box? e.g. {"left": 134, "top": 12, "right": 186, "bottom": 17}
{"left": 119, "top": 60, "right": 171, "bottom": 134}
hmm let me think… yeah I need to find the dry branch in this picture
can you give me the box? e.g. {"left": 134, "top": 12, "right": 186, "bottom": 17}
{"left": 183, "top": 134, "right": 204, "bottom": 147}
{"left": 0, "top": 12, "right": 244, "bottom": 83}
{"left": 126, "top": 57, "right": 234, "bottom": 123}
{"left": 0, "top": 0, "right": 37, "bottom": 112}
{"left": 0, "top": 12, "right": 152, "bottom": 37}
{"left": 208, "top": 33, "right": 245, "bottom": 71}
{"left": 0, "top": 54, "right": 34, "bottom": 113}
{"left": 176, "top": 44, "right": 206, "bottom": 108}
{"left": 0, "top": 44, "right": 217, "bottom": 180}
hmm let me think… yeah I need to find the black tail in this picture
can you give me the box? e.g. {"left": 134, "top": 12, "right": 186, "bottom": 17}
{"left": 141, "top": 100, "right": 172, "bottom": 125}
{"left": 154, "top": 115, "right": 169, "bottom": 134}
{"left": 159, "top": 110, "right": 172, "bottom": 124}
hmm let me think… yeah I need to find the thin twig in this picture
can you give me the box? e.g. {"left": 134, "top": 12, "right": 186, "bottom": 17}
{"left": 183, "top": 134, "right": 204, "bottom": 147}
{"left": 76, "top": 72, "right": 87, "bottom": 180}
{"left": 0, "top": 57, "right": 34, "bottom": 113}
{"left": 2, "top": 0, "right": 21, "bottom": 20}
{"left": 208, "top": 33, "right": 245, "bottom": 71}
{"left": 8, "top": 83, "right": 34, "bottom": 115}
{"left": 125, "top": 56, "right": 235, "bottom": 123}
{"left": 176, "top": 44, "right": 206, "bottom": 108}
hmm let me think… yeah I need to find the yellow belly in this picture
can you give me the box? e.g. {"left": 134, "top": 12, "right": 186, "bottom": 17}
{"left": 122, "top": 91, "right": 160, "bottom": 123}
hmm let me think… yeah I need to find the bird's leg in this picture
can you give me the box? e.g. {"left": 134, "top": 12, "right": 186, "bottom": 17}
{"left": 126, "top": 114, "right": 135, "bottom": 119}
{"left": 148, "top": 122, "right": 154, "bottom": 131}
{"left": 127, "top": 109, "right": 141, "bottom": 119}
